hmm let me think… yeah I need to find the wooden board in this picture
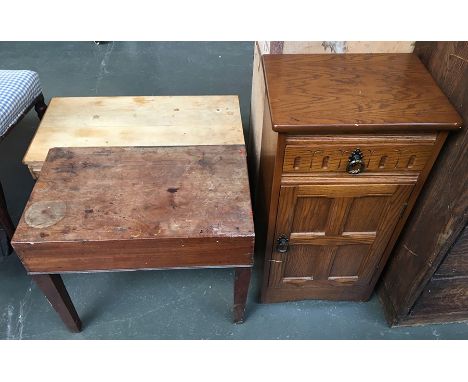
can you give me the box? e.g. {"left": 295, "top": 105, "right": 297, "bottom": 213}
{"left": 435, "top": 227, "right": 468, "bottom": 278}
{"left": 24, "top": 96, "right": 245, "bottom": 177}
{"left": 260, "top": 41, "right": 415, "bottom": 55}
{"left": 12, "top": 146, "right": 254, "bottom": 273}
{"left": 408, "top": 278, "right": 468, "bottom": 321}
{"left": 248, "top": 42, "right": 268, "bottom": 198}
{"left": 263, "top": 54, "right": 462, "bottom": 132}
{"left": 281, "top": 41, "right": 415, "bottom": 54}
{"left": 378, "top": 41, "right": 468, "bottom": 326}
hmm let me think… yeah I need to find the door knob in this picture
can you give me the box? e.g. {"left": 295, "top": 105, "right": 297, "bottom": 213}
{"left": 276, "top": 235, "right": 289, "bottom": 253}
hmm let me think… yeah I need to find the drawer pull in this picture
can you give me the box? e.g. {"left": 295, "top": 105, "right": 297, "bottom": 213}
{"left": 347, "top": 148, "right": 365, "bottom": 174}
{"left": 276, "top": 235, "right": 289, "bottom": 253}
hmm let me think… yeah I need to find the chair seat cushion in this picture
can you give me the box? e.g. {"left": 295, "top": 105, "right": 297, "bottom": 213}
{"left": 0, "top": 70, "right": 42, "bottom": 137}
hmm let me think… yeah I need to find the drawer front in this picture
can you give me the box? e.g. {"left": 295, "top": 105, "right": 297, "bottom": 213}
{"left": 283, "top": 135, "right": 436, "bottom": 174}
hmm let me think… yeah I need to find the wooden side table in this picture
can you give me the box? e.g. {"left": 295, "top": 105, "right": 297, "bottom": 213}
{"left": 12, "top": 146, "right": 254, "bottom": 332}
{"left": 254, "top": 54, "right": 462, "bottom": 303}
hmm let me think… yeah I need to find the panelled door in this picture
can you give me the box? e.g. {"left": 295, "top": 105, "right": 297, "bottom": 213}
{"left": 268, "top": 183, "right": 413, "bottom": 300}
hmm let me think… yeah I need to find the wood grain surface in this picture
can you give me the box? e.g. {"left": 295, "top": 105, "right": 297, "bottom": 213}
{"left": 258, "top": 53, "right": 459, "bottom": 304}
{"left": 408, "top": 277, "right": 468, "bottom": 318}
{"left": 13, "top": 145, "right": 254, "bottom": 272}
{"left": 282, "top": 138, "right": 435, "bottom": 174}
{"left": 280, "top": 41, "right": 415, "bottom": 54}
{"left": 435, "top": 227, "right": 468, "bottom": 279}
{"left": 265, "top": 182, "right": 413, "bottom": 301}
{"left": 24, "top": 96, "right": 245, "bottom": 177}
{"left": 32, "top": 274, "right": 82, "bottom": 332}
{"left": 263, "top": 54, "right": 462, "bottom": 132}
{"left": 249, "top": 42, "right": 417, "bottom": 194}
{"left": 378, "top": 42, "right": 468, "bottom": 326}
{"left": 233, "top": 267, "right": 252, "bottom": 323}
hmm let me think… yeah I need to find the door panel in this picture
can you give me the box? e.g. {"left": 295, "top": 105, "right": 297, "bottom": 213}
{"left": 269, "top": 183, "right": 413, "bottom": 297}
{"left": 329, "top": 245, "right": 368, "bottom": 278}
{"left": 291, "top": 197, "right": 332, "bottom": 232}
{"left": 344, "top": 196, "right": 385, "bottom": 232}
{"left": 283, "top": 246, "right": 323, "bottom": 278}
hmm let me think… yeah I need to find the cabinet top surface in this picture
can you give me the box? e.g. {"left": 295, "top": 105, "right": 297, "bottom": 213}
{"left": 263, "top": 54, "right": 462, "bottom": 132}
{"left": 23, "top": 95, "right": 244, "bottom": 166}
{"left": 13, "top": 145, "right": 254, "bottom": 244}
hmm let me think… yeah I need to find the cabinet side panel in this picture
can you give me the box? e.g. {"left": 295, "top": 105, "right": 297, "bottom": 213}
{"left": 248, "top": 42, "right": 267, "bottom": 200}
{"left": 379, "top": 42, "right": 468, "bottom": 322}
{"left": 402, "top": 227, "right": 468, "bottom": 325}
{"left": 254, "top": 97, "right": 277, "bottom": 230}
{"left": 435, "top": 226, "right": 468, "bottom": 278}
{"left": 256, "top": 101, "right": 279, "bottom": 234}
{"left": 409, "top": 278, "right": 468, "bottom": 320}
{"left": 257, "top": 102, "right": 284, "bottom": 300}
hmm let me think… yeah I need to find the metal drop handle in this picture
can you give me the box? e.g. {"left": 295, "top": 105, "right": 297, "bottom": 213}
{"left": 346, "top": 148, "right": 365, "bottom": 174}
{"left": 276, "top": 235, "right": 289, "bottom": 253}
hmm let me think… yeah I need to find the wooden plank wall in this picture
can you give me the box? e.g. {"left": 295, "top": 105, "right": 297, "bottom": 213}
{"left": 248, "top": 41, "right": 415, "bottom": 202}
{"left": 379, "top": 41, "right": 468, "bottom": 326}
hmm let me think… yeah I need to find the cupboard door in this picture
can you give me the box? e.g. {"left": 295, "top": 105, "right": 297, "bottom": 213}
{"left": 268, "top": 183, "right": 413, "bottom": 297}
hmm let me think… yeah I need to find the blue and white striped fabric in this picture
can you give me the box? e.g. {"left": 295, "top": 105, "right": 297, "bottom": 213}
{"left": 0, "top": 70, "right": 43, "bottom": 137}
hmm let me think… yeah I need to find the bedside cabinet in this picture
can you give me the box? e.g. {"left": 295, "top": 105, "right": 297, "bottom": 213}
{"left": 254, "top": 54, "right": 462, "bottom": 303}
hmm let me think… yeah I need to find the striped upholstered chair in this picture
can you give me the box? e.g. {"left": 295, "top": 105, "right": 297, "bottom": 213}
{"left": 0, "top": 70, "right": 47, "bottom": 253}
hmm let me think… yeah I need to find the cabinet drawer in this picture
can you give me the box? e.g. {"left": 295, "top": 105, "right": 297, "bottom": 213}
{"left": 282, "top": 135, "right": 437, "bottom": 174}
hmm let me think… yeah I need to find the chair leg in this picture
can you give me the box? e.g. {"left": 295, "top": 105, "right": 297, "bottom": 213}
{"left": 0, "top": 181, "right": 15, "bottom": 254}
{"left": 34, "top": 93, "right": 47, "bottom": 120}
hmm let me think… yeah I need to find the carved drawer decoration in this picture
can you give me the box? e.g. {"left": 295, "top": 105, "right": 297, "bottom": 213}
{"left": 283, "top": 144, "right": 434, "bottom": 174}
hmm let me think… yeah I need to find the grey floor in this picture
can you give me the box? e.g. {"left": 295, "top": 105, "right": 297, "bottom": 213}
{"left": 1, "top": 42, "right": 467, "bottom": 339}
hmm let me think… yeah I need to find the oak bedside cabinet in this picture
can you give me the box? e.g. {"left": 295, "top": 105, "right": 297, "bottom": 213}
{"left": 255, "top": 54, "right": 462, "bottom": 303}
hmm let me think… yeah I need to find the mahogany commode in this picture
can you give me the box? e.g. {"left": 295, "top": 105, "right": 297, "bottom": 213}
{"left": 12, "top": 145, "right": 254, "bottom": 331}
{"left": 254, "top": 54, "right": 462, "bottom": 303}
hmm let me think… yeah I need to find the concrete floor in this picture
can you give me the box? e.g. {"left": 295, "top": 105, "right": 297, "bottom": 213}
{"left": 1, "top": 42, "right": 467, "bottom": 339}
